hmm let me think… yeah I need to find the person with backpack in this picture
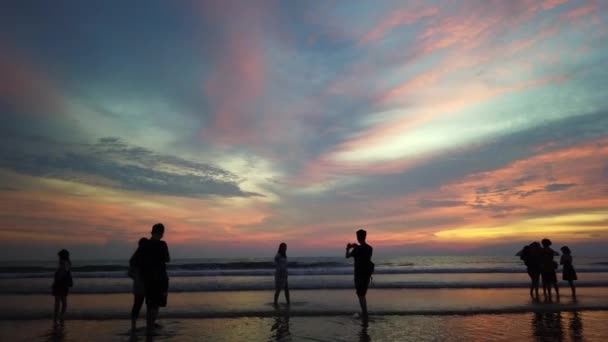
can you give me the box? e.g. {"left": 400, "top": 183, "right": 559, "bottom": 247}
{"left": 346, "top": 229, "right": 374, "bottom": 318}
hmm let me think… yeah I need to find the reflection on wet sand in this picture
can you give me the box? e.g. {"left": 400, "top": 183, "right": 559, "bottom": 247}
{"left": 359, "top": 317, "right": 371, "bottom": 342}
{"left": 569, "top": 311, "right": 583, "bottom": 342}
{"left": 532, "top": 311, "right": 587, "bottom": 342}
{"left": 270, "top": 315, "right": 290, "bottom": 341}
{"left": 43, "top": 322, "right": 66, "bottom": 342}
{"left": 533, "top": 312, "right": 563, "bottom": 341}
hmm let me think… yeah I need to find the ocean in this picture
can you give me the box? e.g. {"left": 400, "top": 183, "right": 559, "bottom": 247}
{"left": 1, "top": 255, "right": 608, "bottom": 294}
{"left": 1, "top": 255, "right": 608, "bottom": 341}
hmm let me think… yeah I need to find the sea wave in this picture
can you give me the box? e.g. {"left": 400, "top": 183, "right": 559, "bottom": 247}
{"left": 2, "top": 305, "right": 608, "bottom": 320}
{"left": 2, "top": 278, "right": 608, "bottom": 294}
{"left": 2, "top": 265, "right": 608, "bottom": 279}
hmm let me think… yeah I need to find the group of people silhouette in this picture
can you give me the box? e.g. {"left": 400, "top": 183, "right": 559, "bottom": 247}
{"left": 50, "top": 226, "right": 580, "bottom": 334}
{"left": 518, "top": 238, "right": 578, "bottom": 301}
{"left": 50, "top": 225, "right": 374, "bottom": 333}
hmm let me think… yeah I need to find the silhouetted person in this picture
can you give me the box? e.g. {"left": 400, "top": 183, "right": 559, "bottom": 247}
{"left": 560, "top": 246, "right": 577, "bottom": 298}
{"left": 540, "top": 238, "right": 560, "bottom": 301}
{"left": 52, "top": 249, "right": 72, "bottom": 325}
{"left": 139, "top": 223, "right": 170, "bottom": 334}
{"left": 273, "top": 242, "right": 290, "bottom": 306}
{"left": 519, "top": 242, "right": 542, "bottom": 298}
{"left": 129, "top": 237, "right": 148, "bottom": 330}
{"left": 346, "top": 229, "right": 374, "bottom": 317}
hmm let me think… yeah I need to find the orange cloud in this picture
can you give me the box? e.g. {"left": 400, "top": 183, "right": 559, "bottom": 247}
{"left": 0, "top": 171, "right": 274, "bottom": 247}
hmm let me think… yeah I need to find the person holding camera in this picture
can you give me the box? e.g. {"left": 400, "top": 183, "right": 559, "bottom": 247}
{"left": 346, "top": 229, "right": 374, "bottom": 317}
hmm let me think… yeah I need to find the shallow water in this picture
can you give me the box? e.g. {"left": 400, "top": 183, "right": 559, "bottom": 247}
{"left": 0, "top": 311, "right": 606, "bottom": 341}
{"left": 1, "top": 288, "right": 607, "bottom": 320}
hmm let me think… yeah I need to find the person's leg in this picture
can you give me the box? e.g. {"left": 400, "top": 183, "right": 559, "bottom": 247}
{"left": 61, "top": 296, "right": 67, "bottom": 317}
{"left": 358, "top": 296, "right": 368, "bottom": 317}
{"left": 284, "top": 283, "right": 290, "bottom": 304}
{"left": 544, "top": 278, "right": 552, "bottom": 301}
{"left": 570, "top": 280, "right": 576, "bottom": 297}
{"left": 146, "top": 304, "right": 159, "bottom": 334}
{"left": 53, "top": 296, "right": 60, "bottom": 324}
{"left": 131, "top": 294, "right": 145, "bottom": 329}
{"left": 274, "top": 289, "right": 281, "bottom": 305}
{"left": 554, "top": 280, "right": 560, "bottom": 299}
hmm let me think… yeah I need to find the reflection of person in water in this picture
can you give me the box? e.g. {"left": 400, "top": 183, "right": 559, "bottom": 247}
{"left": 270, "top": 315, "right": 290, "bottom": 341}
{"left": 358, "top": 317, "right": 371, "bottom": 342}
{"left": 533, "top": 312, "right": 564, "bottom": 342}
{"left": 569, "top": 311, "right": 583, "bottom": 342}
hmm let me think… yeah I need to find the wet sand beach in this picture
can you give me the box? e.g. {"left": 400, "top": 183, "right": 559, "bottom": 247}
{"left": 0, "top": 311, "right": 605, "bottom": 341}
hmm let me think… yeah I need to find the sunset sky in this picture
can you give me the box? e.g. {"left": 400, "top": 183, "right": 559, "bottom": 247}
{"left": 1, "top": 0, "right": 607, "bottom": 259}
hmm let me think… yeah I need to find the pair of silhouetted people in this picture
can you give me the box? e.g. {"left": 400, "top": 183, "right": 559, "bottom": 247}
{"left": 52, "top": 249, "right": 73, "bottom": 325}
{"left": 346, "top": 229, "right": 374, "bottom": 317}
{"left": 128, "top": 223, "right": 170, "bottom": 334}
{"left": 519, "top": 238, "right": 577, "bottom": 300}
{"left": 272, "top": 229, "right": 374, "bottom": 317}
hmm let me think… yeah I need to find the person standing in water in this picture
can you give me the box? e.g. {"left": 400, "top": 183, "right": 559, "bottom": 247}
{"left": 128, "top": 237, "right": 147, "bottom": 330}
{"left": 346, "top": 229, "right": 374, "bottom": 317}
{"left": 139, "top": 223, "right": 170, "bottom": 334}
{"left": 540, "top": 238, "right": 560, "bottom": 301}
{"left": 519, "top": 242, "right": 542, "bottom": 298}
{"left": 560, "top": 246, "right": 578, "bottom": 298}
{"left": 273, "top": 242, "right": 290, "bottom": 306}
{"left": 52, "top": 249, "right": 73, "bottom": 325}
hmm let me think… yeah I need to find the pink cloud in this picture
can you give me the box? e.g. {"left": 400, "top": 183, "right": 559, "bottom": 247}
{"left": 0, "top": 45, "right": 67, "bottom": 117}
{"left": 359, "top": 6, "right": 439, "bottom": 44}
{"left": 200, "top": 1, "right": 276, "bottom": 145}
{"left": 542, "top": 0, "right": 571, "bottom": 10}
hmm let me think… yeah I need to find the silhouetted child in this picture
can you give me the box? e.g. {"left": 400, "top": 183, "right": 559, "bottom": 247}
{"left": 540, "top": 238, "right": 560, "bottom": 301}
{"left": 129, "top": 237, "right": 147, "bottom": 330}
{"left": 52, "top": 249, "right": 73, "bottom": 325}
{"left": 273, "top": 242, "right": 290, "bottom": 306}
{"left": 560, "top": 246, "right": 577, "bottom": 298}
